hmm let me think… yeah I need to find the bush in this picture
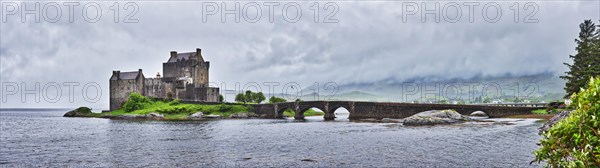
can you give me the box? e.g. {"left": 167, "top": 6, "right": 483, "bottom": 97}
{"left": 269, "top": 96, "right": 287, "bottom": 103}
{"left": 122, "top": 92, "right": 152, "bottom": 112}
{"left": 169, "top": 99, "right": 181, "bottom": 106}
{"left": 218, "top": 104, "right": 233, "bottom": 112}
{"left": 74, "top": 107, "right": 92, "bottom": 113}
{"left": 534, "top": 77, "right": 600, "bottom": 166}
{"left": 157, "top": 106, "right": 194, "bottom": 114}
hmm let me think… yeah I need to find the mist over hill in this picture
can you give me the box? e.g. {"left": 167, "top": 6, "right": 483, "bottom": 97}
{"left": 221, "top": 73, "right": 565, "bottom": 103}
{"left": 298, "top": 73, "right": 566, "bottom": 103}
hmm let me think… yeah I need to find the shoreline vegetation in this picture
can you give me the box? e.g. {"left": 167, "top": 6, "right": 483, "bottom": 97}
{"left": 63, "top": 93, "right": 324, "bottom": 120}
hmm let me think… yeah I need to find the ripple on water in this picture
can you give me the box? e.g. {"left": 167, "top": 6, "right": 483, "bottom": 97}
{"left": 0, "top": 110, "right": 543, "bottom": 167}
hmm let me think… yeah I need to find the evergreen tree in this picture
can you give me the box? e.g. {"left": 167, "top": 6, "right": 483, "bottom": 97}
{"left": 560, "top": 20, "right": 600, "bottom": 98}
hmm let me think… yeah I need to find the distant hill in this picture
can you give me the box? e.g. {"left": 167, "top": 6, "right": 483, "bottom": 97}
{"left": 314, "top": 73, "right": 566, "bottom": 103}
{"left": 221, "top": 73, "right": 566, "bottom": 103}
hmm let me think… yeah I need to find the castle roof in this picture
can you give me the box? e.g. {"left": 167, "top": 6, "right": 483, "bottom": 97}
{"left": 168, "top": 52, "right": 195, "bottom": 63}
{"left": 167, "top": 49, "right": 204, "bottom": 63}
{"left": 110, "top": 70, "right": 143, "bottom": 80}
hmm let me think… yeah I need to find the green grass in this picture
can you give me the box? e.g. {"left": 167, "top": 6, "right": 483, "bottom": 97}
{"left": 532, "top": 109, "right": 548, "bottom": 114}
{"left": 282, "top": 109, "right": 325, "bottom": 117}
{"left": 97, "top": 99, "right": 253, "bottom": 120}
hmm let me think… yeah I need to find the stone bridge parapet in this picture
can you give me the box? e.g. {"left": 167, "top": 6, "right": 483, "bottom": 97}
{"left": 251, "top": 101, "right": 543, "bottom": 120}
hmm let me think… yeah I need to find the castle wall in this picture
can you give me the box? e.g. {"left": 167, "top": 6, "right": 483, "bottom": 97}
{"left": 144, "top": 78, "right": 167, "bottom": 98}
{"left": 109, "top": 78, "right": 144, "bottom": 111}
{"left": 206, "top": 87, "right": 219, "bottom": 102}
{"left": 163, "top": 60, "right": 194, "bottom": 79}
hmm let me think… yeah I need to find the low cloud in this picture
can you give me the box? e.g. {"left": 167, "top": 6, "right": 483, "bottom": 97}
{"left": 0, "top": 1, "right": 597, "bottom": 108}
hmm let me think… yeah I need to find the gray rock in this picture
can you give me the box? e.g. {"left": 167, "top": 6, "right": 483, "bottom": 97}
{"left": 203, "top": 114, "right": 222, "bottom": 119}
{"left": 188, "top": 112, "right": 204, "bottom": 120}
{"left": 539, "top": 110, "right": 572, "bottom": 134}
{"left": 114, "top": 113, "right": 164, "bottom": 120}
{"left": 229, "top": 112, "right": 259, "bottom": 119}
{"left": 356, "top": 118, "right": 379, "bottom": 122}
{"left": 380, "top": 118, "right": 403, "bottom": 123}
{"left": 115, "top": 114, "right": 147, "bottom": 119}
{"left": 146, "top": 112, "right": 164, "bottom": 119}
{"left": 402, "top": 109, "right": 470, "bottom": 126}
{"left": 470, "top": 111, "right": 488, "bottom": 116}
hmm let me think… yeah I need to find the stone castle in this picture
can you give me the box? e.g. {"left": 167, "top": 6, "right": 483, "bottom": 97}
{"left": 109, "top": 48, "right": 220, "bottom": 111}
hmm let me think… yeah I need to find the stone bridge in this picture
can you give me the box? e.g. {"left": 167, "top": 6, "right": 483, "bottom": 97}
{"left": 251, "top": 101, "right": 544, "bottom": 120}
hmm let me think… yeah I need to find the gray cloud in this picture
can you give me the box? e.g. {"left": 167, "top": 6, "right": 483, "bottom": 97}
{"left": 0, "top": 1, "right": 598, "bottom": 108}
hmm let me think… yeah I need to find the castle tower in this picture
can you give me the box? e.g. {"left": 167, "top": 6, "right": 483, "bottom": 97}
{"left": 193, "top": 48, "right": 209, "bottom": 87}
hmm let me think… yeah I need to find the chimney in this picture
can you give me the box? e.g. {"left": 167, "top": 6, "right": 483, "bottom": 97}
{"left": 116, "top": 71, "right": 121, "bottom": 80}
{"left": 196, "top": 48, "right": 201, "bottom": 54}
{"left": 170, "top": 51, "right": 177, "bottom": 58}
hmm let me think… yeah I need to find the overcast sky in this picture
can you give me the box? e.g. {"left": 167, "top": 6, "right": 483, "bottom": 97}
{"left": 1, "top": 1, "right": 598, "bottom": 109}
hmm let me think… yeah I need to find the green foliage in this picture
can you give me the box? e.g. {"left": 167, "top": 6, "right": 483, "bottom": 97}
{"left": 269, "top": 96, "right": 287, "bottom": 103}
{"left": 235, "top": 90, "right": 266, "bottom": 104}
{"left": 74, "top": 107, "right": 92, "bottom": 113}
{"left": 532, "top": 109, "right": 548, "bottom": 115}
{"left": 219, "top": 94, "right": 224, "bottom": 102}
{"left": 157, "top": 106, "right": 193, "bottom": 114}
{"left": 218, "top": 104, "right": 232, "bottom": 112}
{"left": 483, "top": 97, "right": 492, "bottom": 103}
{"left": 112, "top": 98, "right": 253, "bottom": 119}
{"left": 534, "top": 77, "right": 600, "bottom": 166}
{"left": 169, "top": 99, "right": 181, "bottom": 106}
{"left": 282, "top": 108, "right": 325, "bottom": 117}
{"left": 561, "top": 20, "right": 600, "bottom": 98}
{"left": 255, "top": 92, "right": 266, "bottom": 104}
{"left": 235, "top": 93, "right": 247, "bottom": 104}
{"left": 122, "top": 92, "right": 152, "bottom": 112}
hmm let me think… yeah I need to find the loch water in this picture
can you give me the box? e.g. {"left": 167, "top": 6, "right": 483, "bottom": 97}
{"left": 0, "top": 109, "right": 543, "bottom": 167}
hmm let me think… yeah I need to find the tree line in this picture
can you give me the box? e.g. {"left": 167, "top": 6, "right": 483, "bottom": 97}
{"left": 560, "top": 19, "right": 600, "bottom": 98}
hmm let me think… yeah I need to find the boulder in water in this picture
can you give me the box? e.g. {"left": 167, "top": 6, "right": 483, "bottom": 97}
{"left": 188, "top": 112, "right": 204, "bottom": 120}
{"left": 146, "top": 112, "right": 164, "bottom": 119}
{"left": 403, "top": 109, "right": 470, "bottom": 126}
{"left": 470, "top": 111, "right": 488, "bottom": 117}
{"left": 203, "top": 114, "right": 222, "bottom": 119}
{"left": 229, "top": 112, "right": 258, "bottom": 119}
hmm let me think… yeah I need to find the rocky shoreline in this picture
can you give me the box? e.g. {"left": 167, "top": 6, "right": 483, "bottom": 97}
{"left": 354, "top": 109, "right": 475, "bottom": 125}
{"left": 63, "top": 107, "right": 262, "bottom": 120}
{"left": 65, "top": 107, "right": 550, "bottom": 126}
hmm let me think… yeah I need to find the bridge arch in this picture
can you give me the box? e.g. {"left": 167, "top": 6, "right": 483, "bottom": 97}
{"left": 276, "top": 107, "right": 295, "bottom": 118}
{"left": 327, "top": 101, "right": 355, "bottom": 120}
{"left": 295, "top": 107, "right": 326, "bottom": 120}
{"left": 275, "top": 102, "right": 297, "bottom": 118}
{"left": 327, "top": 106, "right": 351, "bottom": 120}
